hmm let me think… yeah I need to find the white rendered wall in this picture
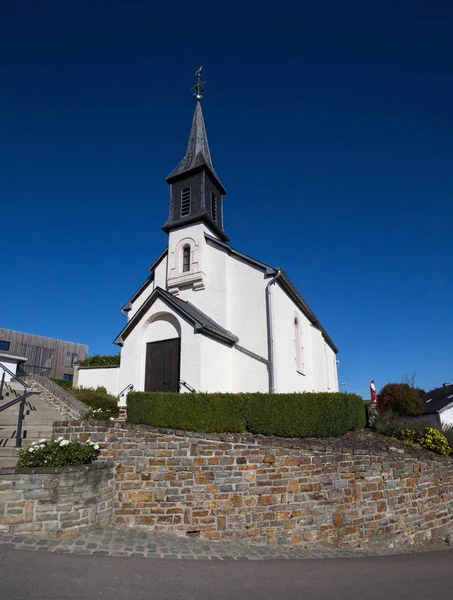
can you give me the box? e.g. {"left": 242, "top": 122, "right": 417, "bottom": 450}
{"left": 126, "top": 255, "right": 168, "bottom": 322}
{"left": 198, "top": 336, "right": 231, "bottom": 392}
{"left": 231, "top": 346, "right": 269, "bottom": 393}
{"left": 76, "top": 367, "right": 120, "bottom": 397}
{"left": 440, "top": 406, "right": 453, "bottom": 427}
{"left": 271, "top": 283, "right": 338, "bottom": 393}
{"left": 153, "top": 254, "right": 168, "bottom": 290}
{"left": 272, "top": 284, "right": 314, "bottom": 392}
{"left": 228, "top": 257, "right": 268, "bottom": 360}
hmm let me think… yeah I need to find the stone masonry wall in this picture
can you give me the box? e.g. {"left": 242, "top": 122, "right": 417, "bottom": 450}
{"left": 54, "top": 421, "right": 453, "bottom": 548}
{"left": 0, "top": 461, "right": 114, "bottom": 536}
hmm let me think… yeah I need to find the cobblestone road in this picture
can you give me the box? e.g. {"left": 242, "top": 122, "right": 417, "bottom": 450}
{"left": 0, "top": 527, "right": 451, "bottom": 560}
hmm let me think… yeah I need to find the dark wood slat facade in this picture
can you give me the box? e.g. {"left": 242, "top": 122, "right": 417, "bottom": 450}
{"left": 145, "top": 338, "right": 180, "bottom": 392}
{"left": 0, "top": 328, "right": 88, "bottom": 381}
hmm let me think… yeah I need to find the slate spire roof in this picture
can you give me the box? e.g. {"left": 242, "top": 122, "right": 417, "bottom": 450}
{"left": 166, "top": 100, "right": 225, "bottom": 193}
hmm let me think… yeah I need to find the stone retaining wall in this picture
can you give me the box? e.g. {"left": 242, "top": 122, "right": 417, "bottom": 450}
{"left": 0, "top": 461, "right": 114, "bottom": 536}
{"left": 54, "top": 421, "right": 453, "bottom": 548}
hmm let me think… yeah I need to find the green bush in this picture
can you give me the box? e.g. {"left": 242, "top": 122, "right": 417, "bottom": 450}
{"left": 377, "top": 383, "right": 423, "bottom": 416}
{"left": 51, "top": 378, "right": 73, "bottom": 390}
{"left": 126, "top": 391, "right": 366, "bottom": 438}
{"left": 373, "top": 411, "right": 435, "bottom": 438}
{"left": 66, "top": 386, "right": 118, "bottom": 419}
{"left": 397, "top": 426, "right": 451, "bottom": 456}
{"left": 17, "top": 437, "right": 101, "bottom": 468}
{"left": 82, "top": 354, "right": 120, "bottom": 367}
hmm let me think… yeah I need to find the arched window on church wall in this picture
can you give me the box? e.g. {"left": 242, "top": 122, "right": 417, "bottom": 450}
{"left": 182, "top": 245, "right": 191, "bottom": 273}
{"left": 294, "top": 317, "right": 304, "bottom": 373}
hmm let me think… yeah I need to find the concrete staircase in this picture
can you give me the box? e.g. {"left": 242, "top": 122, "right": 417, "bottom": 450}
{"left": 0, "top": 378, "right": 86, "bottom": 468}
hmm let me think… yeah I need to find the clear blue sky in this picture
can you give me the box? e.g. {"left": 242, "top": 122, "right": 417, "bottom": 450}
{"left": 1, "top": 1, "right": 452, "bottom": 398}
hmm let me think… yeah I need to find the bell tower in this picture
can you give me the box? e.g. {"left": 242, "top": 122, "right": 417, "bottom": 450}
{"left": 162, "top": 67, "right": 228, "bottom": 242}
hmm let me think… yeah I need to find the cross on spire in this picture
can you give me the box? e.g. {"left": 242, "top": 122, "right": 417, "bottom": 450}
{"left": 192, "top": 65, "right": 205, "bottom": 100}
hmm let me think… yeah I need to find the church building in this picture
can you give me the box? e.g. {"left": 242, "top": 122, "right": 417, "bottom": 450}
{"left": 76, "top": 73, "right": 338, "bottom": 399}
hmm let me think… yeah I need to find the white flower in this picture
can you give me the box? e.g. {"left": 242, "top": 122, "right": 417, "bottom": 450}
{"left": 39, "top": 444, "right": 45, "bottom": 449}
{"left": 59, "top": 439, "right": 70, "bottom": 447}
{"left": 28, "top": 446, "right": 35, "bottom": 453}
{"left": 110, "top": 417, "right": 115, "bottom": 421}
{"left": 56, "top": 436, "right": 64, "bottom": 442}
{"left": 38, "top": 438, "right": 47, "bottom": 444}
{"left": 31, "top": 441, "right": 38, "bottom": 446}
{"left": 94, "top": 444, "right": 99, "bottom": 450}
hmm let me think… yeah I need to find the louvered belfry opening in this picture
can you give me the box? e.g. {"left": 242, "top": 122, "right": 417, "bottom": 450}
{"left": 181, "top": 187, "right": 191, "bottom": 217}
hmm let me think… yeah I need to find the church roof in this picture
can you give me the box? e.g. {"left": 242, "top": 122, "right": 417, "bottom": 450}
{"left": 166, "top": 100, "right": 226, "bottom": 194}
{"left": 205, "top": 234, "right": 338, "bottom": 354}
{"left": 114, "top": 286, "right": 238, "bottom": 347}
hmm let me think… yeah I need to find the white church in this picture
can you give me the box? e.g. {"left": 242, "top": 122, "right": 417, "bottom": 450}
{"left": 76, "top": 75, "right": 339, "bottom": 400}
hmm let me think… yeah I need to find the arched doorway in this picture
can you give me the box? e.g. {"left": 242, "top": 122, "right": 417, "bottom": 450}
{"left": 143, "top": 314, "right": 181, "bottom": 392}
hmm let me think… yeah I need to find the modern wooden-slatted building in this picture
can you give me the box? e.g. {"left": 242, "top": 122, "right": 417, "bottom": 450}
{"left": 0, "top": 328, "right": 88, "bottom": 381}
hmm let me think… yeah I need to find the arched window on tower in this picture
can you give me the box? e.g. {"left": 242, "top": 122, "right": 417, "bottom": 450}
{"left": 294, "top": 317, "right": 304, "bottom": 373}
{"left": 181, "top": 188, "right": 191, "bottom": 217}
{"left": 182, "top": 245, "right": 191, "bottom": 273}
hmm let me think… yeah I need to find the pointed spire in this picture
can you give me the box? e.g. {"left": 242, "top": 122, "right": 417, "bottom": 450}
{"left": 166, "top": 71, "right": 225, "bottom": 193}
{"left": 166, "top": 101, "right": 215, "bottom": 179}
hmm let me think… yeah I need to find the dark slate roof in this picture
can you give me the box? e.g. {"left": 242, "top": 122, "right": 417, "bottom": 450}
{"left": 166, "top": 100, "right": 226, "bottom": 194}
{"left": 424, "top": 384, "right": 453, "bottom": 414}
{"left": 114, "top": 286, "right": 238, "bottom": 347}
{"left": 205, "top": 234, "right": 338, "bottom": 354}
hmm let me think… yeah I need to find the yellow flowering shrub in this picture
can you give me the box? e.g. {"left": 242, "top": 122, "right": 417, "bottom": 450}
{"left": 398, "top": 426, "right": 451, "bottom": 456}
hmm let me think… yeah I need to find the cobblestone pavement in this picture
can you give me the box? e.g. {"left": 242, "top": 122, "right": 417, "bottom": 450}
{"left": 0, "top": 527, "right": 452, "bottom": 560}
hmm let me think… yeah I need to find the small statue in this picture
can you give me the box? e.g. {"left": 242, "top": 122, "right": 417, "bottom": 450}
{"left": 370, "top": 379, "right": 377, "bottom": 403}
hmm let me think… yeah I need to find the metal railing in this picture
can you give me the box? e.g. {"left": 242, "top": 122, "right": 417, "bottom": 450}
{"left": 180, "top": 380, "right": 197, "bottom": 393}
{"left": 0, "top": 391, "right": 39, "bottom": 447}
{"left": 117, "top": 384, "right": 134, "bottom": 402}
{"left": 0, "top": 362, "right": 39, "bottom": 448}
{"left": 0, "top": 362, "right": 29, "bottom": 400}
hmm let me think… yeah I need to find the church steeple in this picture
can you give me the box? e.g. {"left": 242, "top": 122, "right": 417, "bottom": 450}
{"left": 163, "top": 68, "right": 228, "bottom": 242}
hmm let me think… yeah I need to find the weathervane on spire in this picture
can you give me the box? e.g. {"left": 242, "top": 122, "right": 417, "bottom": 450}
{"left": 192, "top": 65, "right": 205, "bottom": 101}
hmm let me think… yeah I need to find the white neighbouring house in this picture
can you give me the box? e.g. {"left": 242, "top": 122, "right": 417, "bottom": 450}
{"left": 76, "top": 92, "right": 339, "bottom": 403}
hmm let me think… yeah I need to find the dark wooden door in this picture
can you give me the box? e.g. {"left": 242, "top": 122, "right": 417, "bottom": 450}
{"left": 145, "top": 338, "right": 181, "bottom": 392}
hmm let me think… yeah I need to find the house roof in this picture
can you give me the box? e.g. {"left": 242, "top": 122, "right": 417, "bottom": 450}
{"left": 114, "top": 286, "right": 238, "bottom": 347}
{"left": 205, "top": 234, "right": 338, "bottom": 354}
{"left": 424, "top": 384, "right": 453, "bottom": 414}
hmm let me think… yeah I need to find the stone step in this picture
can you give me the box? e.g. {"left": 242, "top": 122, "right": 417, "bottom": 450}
{"left": 0, "top": 457, "right": 17, "bottom": 469}
{"left": 0, "top": 427, "right": 54, "bottom": 438}
{"left": 0, "top": 447, "right": 21, "bottom": 456}
{"left": 0, "top": 447, "right": 20, "bottom": 467}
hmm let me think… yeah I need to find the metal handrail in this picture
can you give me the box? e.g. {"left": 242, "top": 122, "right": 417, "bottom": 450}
{"left": 0, "top": 362, "right": 29, "bottom": 389}
{"left": 180, "top": 380, "right": 197, "bottom": 393}
{"left": 117, "top": 384, "right": 134, "bottom": 400}
{"left": 0, "top": 362, "right": 29, "bottom": 402}
{"left": 0, "top": 391, "right": 39, "bottom": 448}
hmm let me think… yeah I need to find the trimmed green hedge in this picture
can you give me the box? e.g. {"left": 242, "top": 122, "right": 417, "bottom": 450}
{"left": 82, "top": 354, "right": 120, "bottom": 367}
{"left": 127, "top": 392, "right": 366, "bottom": 438}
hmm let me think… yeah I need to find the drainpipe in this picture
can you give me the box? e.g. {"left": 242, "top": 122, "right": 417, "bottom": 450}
{"left": 266, "top": 269, "right": 282, "bottom": 393}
